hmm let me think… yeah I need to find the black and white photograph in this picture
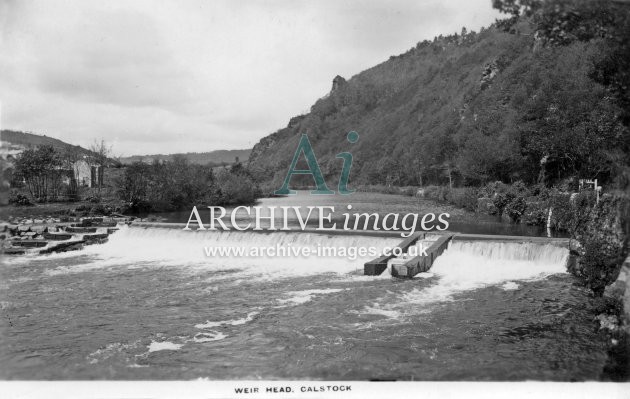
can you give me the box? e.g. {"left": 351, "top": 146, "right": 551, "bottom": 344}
{"left": 0, "top": 1, "right": 629, "bottom": 398}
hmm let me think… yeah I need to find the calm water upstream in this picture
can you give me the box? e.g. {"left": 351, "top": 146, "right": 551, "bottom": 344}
{"left": 146, "top": 191, "right": 567, "bottom": 237}
{"left": 0, "top": 223, "right": 611, "bottom": 380}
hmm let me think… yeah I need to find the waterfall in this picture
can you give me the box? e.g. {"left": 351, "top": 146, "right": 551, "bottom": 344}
{"left": 30, "top": 225, "right": 401, "bottom": 279}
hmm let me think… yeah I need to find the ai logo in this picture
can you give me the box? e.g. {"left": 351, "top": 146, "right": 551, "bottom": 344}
{"left": 274, "top": 131, "right": 359, "bottom": 195}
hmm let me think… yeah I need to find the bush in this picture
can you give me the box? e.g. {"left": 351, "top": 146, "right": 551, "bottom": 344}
{"left": 549, "top": 190, "right": 597, "bottom": 232}
{"left": 490, "top": 181, "right": 529, "bottom": 215}
{"left": 423, "top": 185, "right": 448, "bottom": 201}
{"left": 492, "top": 191, "right": 513, "bottom": 215}
{"left": 446, "top": 187, "right": 479, "bottom": 212}
{"left": 90, "top": 204, "right": 112, "bottom": 216}
{"left": 504, "top": 196, "right": 527, "bottom": 223}
{"left": 477, "top": 197, "right": 498, "bottom": 215}
{"left": 522, "top": 201, "right": 548, "bottom": 225}
{"left": 75, "top": 204, "right": 91, "bottom": 212}
{"left": 8, "top": 190, "right": 33, "bottom": 206}
{"left": 479, "top": 181, "right": 505, "bottom": 198}
{"left": 401, "top": 186, "right": 418, "bottom": 197}
{"left": 84, "top": 195, "right": 101, "bottom": 203}
{"left": 214, "top": 170, "right": 259, "bottom": 205}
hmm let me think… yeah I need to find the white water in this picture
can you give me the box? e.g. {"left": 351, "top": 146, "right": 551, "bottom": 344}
{"left": 277, "top": 288, "right": 346, "bottom": 305}
{"left": 29, "top": 225, "right": 401, "bottom": 279}
{"left": 147, "top": 341, "right": 183, "bottom": 352}
{"left": 13, "top": 227, "right": 569, "bottom": 311}
{"left": 195, "top": 311, "right": 260, "bottom": 329}
{"left": 361, "top": 240, "right": 569, "bottom": 318}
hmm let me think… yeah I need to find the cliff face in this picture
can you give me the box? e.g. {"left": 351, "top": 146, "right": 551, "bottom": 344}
{"left": 248, "top": 17, "right": 628, "bottom": 191}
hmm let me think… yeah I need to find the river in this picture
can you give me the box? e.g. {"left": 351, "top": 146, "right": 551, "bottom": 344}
{"left": 0, "top": 193, "right": 610, "bottom": 380}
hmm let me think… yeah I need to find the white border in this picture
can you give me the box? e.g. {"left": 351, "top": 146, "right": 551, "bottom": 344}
{"left": 1, "top": 381, "right": 629, "bottom": 399}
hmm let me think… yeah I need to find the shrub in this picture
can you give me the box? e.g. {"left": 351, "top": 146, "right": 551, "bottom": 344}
{"left": 522, "top": 201, "right": 549, "bottom": 226}
{"left": 8, "top": 190, "right": 34, "bottom": 206}
{"left": 549, "top": 190, "right": 597, "bottom": 232}
{"left": 75, "top": 204, "right": 91, "bottom": 212}
{"left": 422, "top": 185, "right": 439, "bottom": 200}
{"left": 214, "top": 169, "right": 259, "bottom": 205}
{"left": 423, "top": 185, "right": 449, "bottom": 201}
{"left": 401, "top": 186, "right": 417, "bottom": 197}
{"left": 504, "top": 196, "right": 527, "bottom": 223}
{"left": 446, "top": 187, "right": 479, "bottom": 212}
{"left": 479, "top": 181, "right": 505, "bottom": 198}
{"left": 490, "top": 181, "right": 530, "bottom": 216}
{"left": 492, "top": 191, "right": 514, "bottom": 215}
{"left": 90, "top": 204, "right": 112, "bottom": 216}
{"left": 84, "top": 195, "right": 101, "bottom": 203}
{"left": 476, "top": 197, "right": 498, "bottom": 215}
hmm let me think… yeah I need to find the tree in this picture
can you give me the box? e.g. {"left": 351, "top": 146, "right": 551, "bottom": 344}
{"left": 62, "top": 146, "right": 83, "bottom": 201}
{"left": 13, "top": 145, "right": 63, "bottom": 202}
{"left": 89, "top": 139, "right": 112, "bottom": 199}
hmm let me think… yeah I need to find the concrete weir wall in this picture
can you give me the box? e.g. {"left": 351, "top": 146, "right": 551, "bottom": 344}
{"left": 363, "top": 232, "right": 425, "bottom": 276}
{"left": 390, "top": 234, "right": 453, "bottom": 278}
{"left": 363, "top": 232, "right": 570, "bottom": 278}
{"left": 130, "top": 223, "right": 571, "bottom": 280}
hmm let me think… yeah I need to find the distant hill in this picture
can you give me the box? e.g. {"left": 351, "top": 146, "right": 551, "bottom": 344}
{"left": 1, "top": 130, "right": 250, "bottom": 166}
{"left": 1, "top": 130, "right": 93, "bottom": 156}
{"left": 118, "top": 149, "right": 251, "bottom": 166}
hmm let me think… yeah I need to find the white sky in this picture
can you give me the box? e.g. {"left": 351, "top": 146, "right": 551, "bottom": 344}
{"left": 0, "top": 0, "right": 501, "bottom": 156}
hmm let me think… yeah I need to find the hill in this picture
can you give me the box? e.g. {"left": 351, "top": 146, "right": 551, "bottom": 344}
{"left": 1, "top": 130, "right": 93, "bottom": 157}
{"left": 248, "top": 0, "right": 630, "bottom": 192}
{"left": 118, "top": 149, "right": 251, "bottom": 166}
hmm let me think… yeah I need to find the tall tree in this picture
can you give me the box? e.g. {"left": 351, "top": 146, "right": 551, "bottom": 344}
{"left": 89, "top": 139, "right": 112, "bottom": 199}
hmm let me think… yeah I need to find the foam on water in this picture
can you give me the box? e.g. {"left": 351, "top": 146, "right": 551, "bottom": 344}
{"left": 195, "top": 311, "right": 259, "bottom": 329}
{"left": 147, "top": 341, "right": 183, "bottom": 352}
{"left": 30, "top": 225, "right": 400, "bottom": 279}
{"left": 193, "top": 331, "right": 227, "bottom": 342}
{"left": 359, "top": 240, "right": 569, "bottom": 317}
{"left": 356, "top": 304, "right": 403, "bottom": 319}
{"left": 87, "top": 341, "right": 141, "bottom": 364}
{"left": 277, "top": 288, "right": 345, "bottom": 305}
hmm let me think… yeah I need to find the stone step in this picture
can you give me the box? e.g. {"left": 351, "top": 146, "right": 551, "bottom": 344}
{"left": 43, "top": 232, "right": 73, "bottom": 241}
{"left": 82, "top": 233, "right": 109, "bottom": 241}
{"left": 65, "top": 226, "right": 97, "bottom": 233}
{"left": 81, "top": 217, "right": 103, "bottom": 223}
{"left": 3, "top": 247, "right": 26, "bottom": 255}
{"left": 12, "top": 240, "right": 48, "bottom": 248}
{"left": 390, "top": 234, "right": 454, "bottom": 278}
{"left": 364, "top": 232, "right": 425, "bottom": 276}
{"left": 96, "top": 221, "right": 118, "bottom": 227}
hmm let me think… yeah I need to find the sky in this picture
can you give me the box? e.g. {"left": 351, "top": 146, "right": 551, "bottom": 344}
{"left": 0, "top": 0, "right": 501, "bottom": 156}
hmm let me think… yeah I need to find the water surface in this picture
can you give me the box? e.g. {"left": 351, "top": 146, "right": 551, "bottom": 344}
{"left": 0, "top": 225, "right": 609, "bottom": 380}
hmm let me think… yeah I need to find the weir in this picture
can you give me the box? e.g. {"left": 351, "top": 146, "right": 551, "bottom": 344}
{"left": 390, "top": 234, "right": 454, "bottom": 278}
{"left": 4, "top": 220, "right": 571, "bottom": 283}
{"left": 128, "top": 222, "right": 570, "bottom": 280}
{"left": 363, "top": 232, "right": 569, "bottom": 278}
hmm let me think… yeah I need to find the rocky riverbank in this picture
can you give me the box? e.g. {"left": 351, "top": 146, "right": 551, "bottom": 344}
{"left": 0, "top": 216, "right": 133, "bottom": 256}
{"left": 600, "top": 255, "right": 630, "bottom": 381}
